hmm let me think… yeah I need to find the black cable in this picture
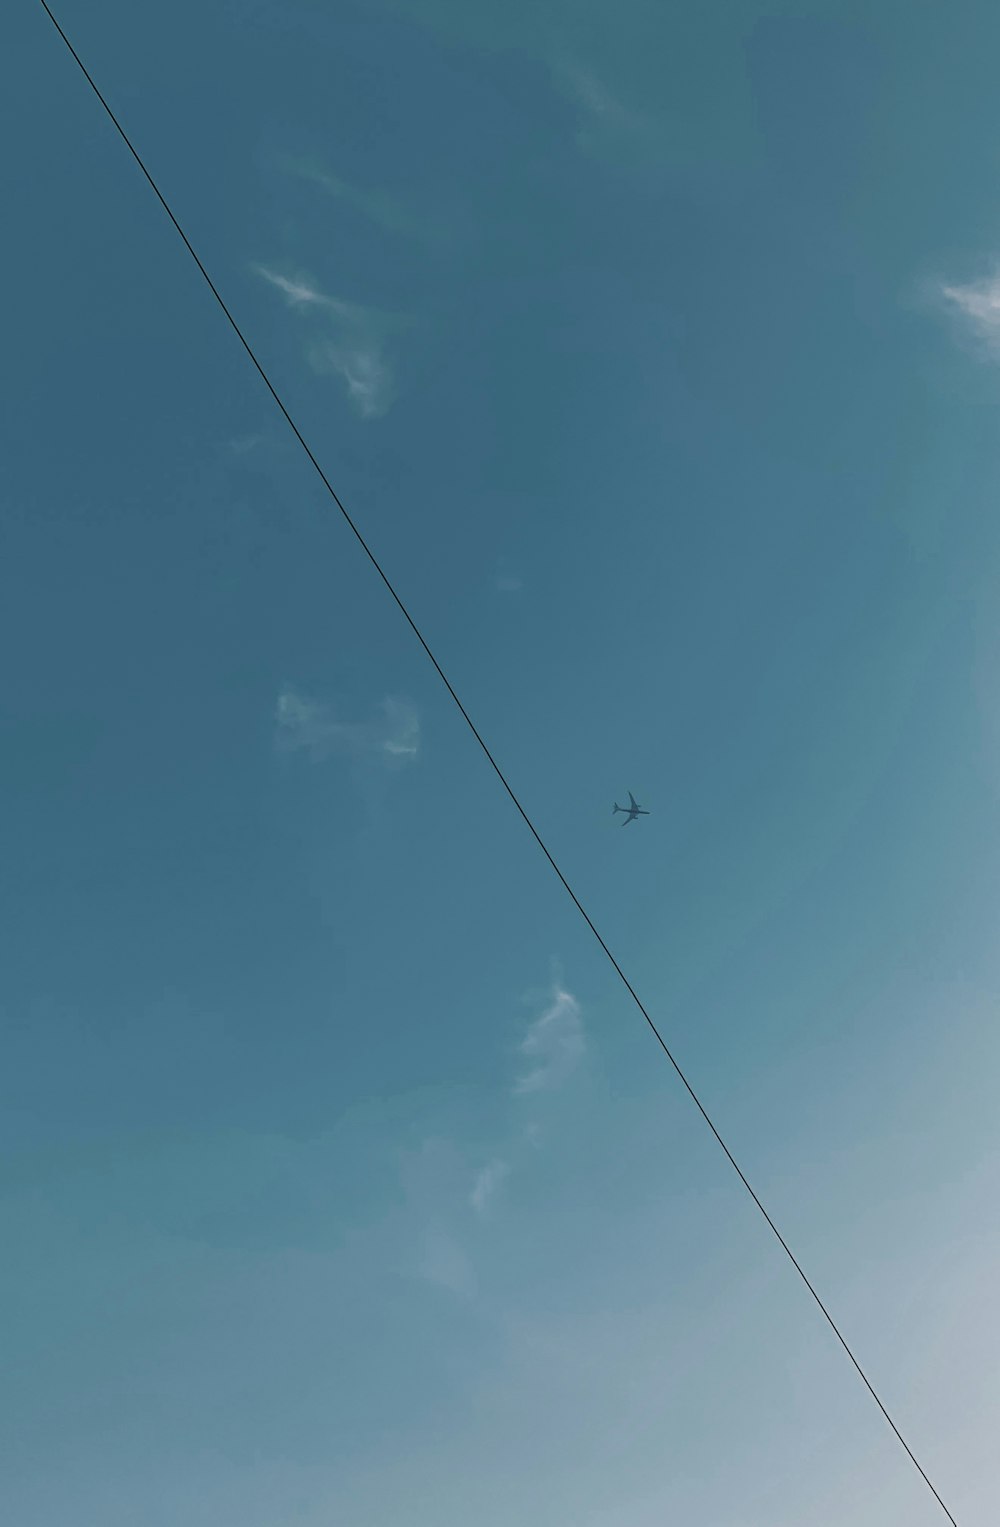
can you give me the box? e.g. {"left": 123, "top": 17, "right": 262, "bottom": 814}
{"left": 36, "top": 5, "right": 958, "bottom": 1521}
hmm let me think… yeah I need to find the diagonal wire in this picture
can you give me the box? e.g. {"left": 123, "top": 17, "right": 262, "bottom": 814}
{"left": 36, "top": 4, "right": 958, "bottom": 1521}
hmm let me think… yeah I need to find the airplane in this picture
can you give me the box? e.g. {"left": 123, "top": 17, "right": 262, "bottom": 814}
{"left": 613, "top": 792, "right": 650, "bottom": 826}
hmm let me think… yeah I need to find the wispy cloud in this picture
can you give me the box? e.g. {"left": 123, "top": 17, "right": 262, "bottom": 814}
{"left": 559, "top": 62, "right": 629, "bottom": 124}
{"left": 494, "top": 560, "right": 523, "bottom": 594}
{"left": 227, "top": 433, "right": 264, "bottom": 457}
{"left": 380, "top": 698, "right": 421, "bottom": 757}
{"left": 279, "top": 156, "right": 448, "bottom": 249}
{"left": 553, "top": 59, "right": 662, "bottom": 164}
{"left": 255, "top": 265, "right": 398, "bottom": 418}
{"left": 470, "top": 1159, "right": 510, "bottom": 1217}
{"left": 400, "top": 978, "right": 584, "bottom": 1299}
{"left": 939, "top": 272, "right": 1000, "bottom": 350}
{"left": 417, "top": 1228, "right": 476, "bottom": 1299}
{"left": 275, "top": 687, "right": 419, "bottom": 763}
{"left": 514, "top": 986, "right": 586, "bottom": 1096}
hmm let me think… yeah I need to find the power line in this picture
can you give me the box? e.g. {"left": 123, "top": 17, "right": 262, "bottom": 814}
{"left": 37, "top": 5, "right": 957, "bottom": 1521}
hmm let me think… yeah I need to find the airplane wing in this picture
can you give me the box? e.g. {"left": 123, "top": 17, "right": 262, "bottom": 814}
{"left": 628, "top": 792, "right": 638, "bottom": 811}
{"left": 622, "top": 814, "right": 634, "bottom": 826}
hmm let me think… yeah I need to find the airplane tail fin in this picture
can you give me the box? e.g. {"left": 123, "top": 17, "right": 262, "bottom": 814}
{"left": 613, "top": 803, "right": 621, "bottom": 814}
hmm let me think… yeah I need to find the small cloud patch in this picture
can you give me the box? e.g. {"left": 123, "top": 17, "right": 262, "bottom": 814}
{"left": 470, "top": 1159, "right": 510, "bottom": 1217}
{"left": 255, "top": 265, "right": 399, "bottom": 418}
{"left": 279, "top": 155, "right": 449, "bottom": 249}
{"left": 936, "top": 271, "right": 1000, "bottom": 354}
{"left": 417, "top": 1229, "right": 475, "bottom": 1299}
{"left": 275, "top": 687, "right": 420, "bottom": 763}
{"left": 514, "top": 986, "right": 586, "bottom": 1096}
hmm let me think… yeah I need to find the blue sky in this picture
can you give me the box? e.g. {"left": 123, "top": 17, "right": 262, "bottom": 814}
{"left": 4, "top": 1, "right": 1000, "bottom": 1521}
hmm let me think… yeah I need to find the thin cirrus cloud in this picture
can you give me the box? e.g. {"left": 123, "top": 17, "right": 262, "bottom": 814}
{"left": 938, "top": 272, "right": 1000, "bottom": 350}
{"left": 254, "top": 265, "right": 398, "bottom": 418}
{"left": 275, "top": 686, "right": 420, "bottom": 763}
{"left": 558, "top": 61, "right": 632, "bottom": 126}
{"left": 494, "top": 559, "right": 523, "bottom": 594}
{"left": 278, "top": 155, "right": 449, "bottom": 249}
{"left": 417, "top": 1227, "right": 476, "bottom": 1299}
{"left": 513, "top": 985, "right": 586, "bottom": 1096}
{"left": 553, "top": 58, "right": 666, "bottom": 165}
{"left": 464, "top": 981, "right": 586, "bottom": 1233}
{"left": 403, "top": 981, "right": 585, "bottom": 1294}
{"left": 470, "top": 1159, "right": 510, "bottom": 1218}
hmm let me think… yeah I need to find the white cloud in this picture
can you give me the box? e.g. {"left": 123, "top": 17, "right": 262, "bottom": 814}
{"left": 553, "top": 59, "right": 661, "bottom": 162}
{"left": 514, "top": 986, "right": 586, "bottom": 1096}
{"left": 493, "top": 557, "right": 523, "bottom": 594}
{"left": 257, "top": 269, "right": 329, "bottom": 310}
{"left": 255, "top": 265, "right": 397, "bottom": 418}
{"left": 559, "top": 62, "right": 627, "bottom": 122}
{"left": 417, "top": 1228, "right": 475, "bottom": 1299}
{"left": 379, "top": 697, "right": 421, "bottom": 757}
{"left": 393, "top": 979, "right": 585, "bottom": 1303}
{"left": 279, "top": 156, "right": 449, "bottom": 249}
{"left": 470, "top": 1159, "right": 510, "bottom": 1217}
{"left": 939, "top": 273, "right": 1000, "bottom": 349}
{"left": 306, "top": 336, "right": 395, "bottom": 420}
{"left": 227, "top": 433, "right": 263, "bottom": 456}
{"left": 275, "top": 687, "right": 419, "bottom": 763}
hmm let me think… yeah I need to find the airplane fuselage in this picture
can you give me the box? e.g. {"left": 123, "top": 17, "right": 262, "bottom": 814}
{"left": 613, "top": 795, "right": 649, "bottom": 824}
